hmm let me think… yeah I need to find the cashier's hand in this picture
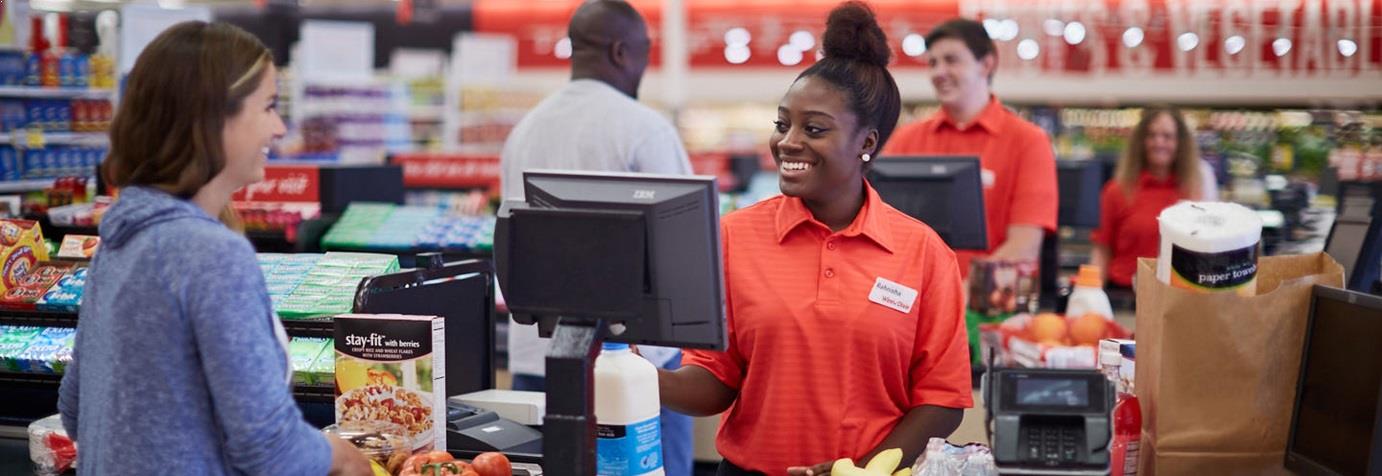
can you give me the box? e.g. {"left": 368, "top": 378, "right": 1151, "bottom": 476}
{"left": 786, "top": 461, "right": 833, "bottom": 475}
{"left": 325, "top": 434, "right": 374, "bottom": 476}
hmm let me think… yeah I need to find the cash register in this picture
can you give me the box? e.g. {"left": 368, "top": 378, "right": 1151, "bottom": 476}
{"left": 986, "top": 367, "right": 1114, "bottom": 475}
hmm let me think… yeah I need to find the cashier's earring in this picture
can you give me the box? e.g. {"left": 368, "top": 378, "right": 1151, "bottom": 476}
{"left": 861, "top": 153, "right": 871, "bottom": 163}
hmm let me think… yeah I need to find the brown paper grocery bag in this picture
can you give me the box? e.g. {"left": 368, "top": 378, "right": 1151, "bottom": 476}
{"left": 1134, "top": 253, "right": 1344, "bottom": 476}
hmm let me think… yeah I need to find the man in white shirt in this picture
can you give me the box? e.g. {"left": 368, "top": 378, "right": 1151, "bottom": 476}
{"left": 499, "top": 2, "right": 694, "bottom": 474}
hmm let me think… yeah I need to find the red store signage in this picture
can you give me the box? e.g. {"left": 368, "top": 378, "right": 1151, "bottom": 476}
{"left": 392, "top": 153, "right": 502, "bottom": 190}
{"left": 233, "top": 164, "right": 321, "bottom": 203}
{"left": 472, "top": 0, "right": 1381, "bottom": 76}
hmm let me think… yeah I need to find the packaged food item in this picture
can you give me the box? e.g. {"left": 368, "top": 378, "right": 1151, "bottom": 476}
{"left": 980, "top": 314, "right": 1133, "bottom": 369}
{"left": 0, "top": 325, "right": 42, "bottom": 371}
{"left": 967, "top": 260, "right": 1039, "bottom": 317}
{"left": 55, "top": 234, "right": 99, "bottom": 260}
{"left": 28, "top": 414, "right": 76, "bottom": 476}
{"left": 4, "top": 262, "right": 73, "bottom": 310}
{"left": 335, "top": 313, "right": 445, "bottom": 451}
{"left": 289, "top": 337, "right": 331, "bottom": 385}
{"left": 0, "top": 219, "right": 49, "bottom": 294}
{"left": 16, "top": 327, "right": 75, "bottom": 374}
{"left": 308, "top": 339, "right": 336, "bottom": 385}
{"left": 323, "top": 421, "right": 413, "bottom": 474}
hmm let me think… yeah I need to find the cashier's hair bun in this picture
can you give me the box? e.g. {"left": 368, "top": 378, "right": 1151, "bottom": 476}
{"left": 797, "top": 1, "right": 901, "bottom": 152}
{"left": 821, "top": 1, "right": 891, "bottom": 67}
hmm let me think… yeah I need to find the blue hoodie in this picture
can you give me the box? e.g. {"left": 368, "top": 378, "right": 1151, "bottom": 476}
{"left": 58, "top": 186, "right": 330, "bottom": 475}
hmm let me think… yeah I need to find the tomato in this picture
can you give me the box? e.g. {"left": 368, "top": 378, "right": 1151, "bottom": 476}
{"left": 470, "top": 452, "right": 512, "bottom": 476}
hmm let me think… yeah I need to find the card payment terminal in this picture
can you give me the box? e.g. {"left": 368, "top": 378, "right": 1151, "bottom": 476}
{"left": 987, "top": 368, "right": 1114, "bottom": 475}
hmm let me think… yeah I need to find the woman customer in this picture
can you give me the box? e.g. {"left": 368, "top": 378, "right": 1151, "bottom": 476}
{"left": 658, "top": 3, "right": 971, "bottom": 474}
{"left": 1091, "top": 105, "right": 1215, "bottom": 289}
{"left": 58, "top": 22, "right": 371, "bottom": 476}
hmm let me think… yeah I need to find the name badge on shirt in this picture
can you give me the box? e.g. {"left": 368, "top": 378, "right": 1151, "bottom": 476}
{"left": 981, "top": 168, "right": 996, "bottom": 189}
{"left": 868, "top": 277, "right": 918, "bottom": 314}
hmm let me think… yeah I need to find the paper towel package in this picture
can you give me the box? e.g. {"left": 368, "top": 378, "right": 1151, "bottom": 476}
{"left": 1156, "top": 201, "right": 1262, "bottom": 296}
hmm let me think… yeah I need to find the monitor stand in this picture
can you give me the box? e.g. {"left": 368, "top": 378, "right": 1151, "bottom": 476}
{"left": 543, "top": 318, "right": 608, "bottom": 476}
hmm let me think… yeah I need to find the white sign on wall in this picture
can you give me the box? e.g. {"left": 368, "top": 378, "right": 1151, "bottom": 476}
{"left": 119, "top": 4, "right": 212, "bottom": 75}
{"left": 298, "top": 20, "right": 375, "bottom": 83}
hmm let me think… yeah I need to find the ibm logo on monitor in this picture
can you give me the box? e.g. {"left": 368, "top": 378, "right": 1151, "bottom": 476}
{"left": 633, "top": 190, "right": 656, "bottom": 200}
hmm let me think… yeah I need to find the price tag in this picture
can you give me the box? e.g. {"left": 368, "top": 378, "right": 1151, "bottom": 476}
{"left": 24, "top": 128, "right": 45, "bottom": 149}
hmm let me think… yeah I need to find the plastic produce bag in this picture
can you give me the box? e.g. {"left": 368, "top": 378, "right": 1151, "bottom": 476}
{"left": 913, "top": 438, "right": 997, "bottom": 476}
{"left": 29, "top": 414, "right": 76, "bottom": 475}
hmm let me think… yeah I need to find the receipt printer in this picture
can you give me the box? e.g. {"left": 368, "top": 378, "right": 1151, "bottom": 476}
{"left": 987, "top": 368, "right": 1114, "bottom": 475}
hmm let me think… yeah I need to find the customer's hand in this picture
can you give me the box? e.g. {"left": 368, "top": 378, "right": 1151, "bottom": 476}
{"left": 786, "top": 461, "right": 832, "bottom": 475}
{"left": 325, "top": 434, "right": 374, "bottom": 476}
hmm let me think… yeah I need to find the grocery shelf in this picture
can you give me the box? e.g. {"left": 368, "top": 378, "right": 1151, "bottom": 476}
{"left": 0, "top": 86, "right": 115, "bottom": 99}
{"left": 280, "top": 318, "right": 334, "bottom": 338}
{"left": 0, "top": 370, "right": 335, "bottom": 404}
{"left": 0, "top": 178, "right": 57, "bottom": 193}
{"left": 292, "top": 383, "right": 336, "bottom": 403}
{"left": 0, "top": 309, "right": 78, "bottom": 328}
{"left": 0, "top": 370, "right": 61, "bottom": 387}
{"left": 0, "top": 131, "right": 109, "bottom": 145}
{"left": 0, "top": 308, "right": 334, "bottom": 338}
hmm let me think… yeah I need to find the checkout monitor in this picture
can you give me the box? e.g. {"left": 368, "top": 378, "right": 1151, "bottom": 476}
{"left": 1286, "top": 285, "right": 1382, "bottom": 476}
{"left": 868, "top": 156, "right": 988, "bottom": 250}
{"left": 495, "top": 170, "right": 726, "bottom": 350}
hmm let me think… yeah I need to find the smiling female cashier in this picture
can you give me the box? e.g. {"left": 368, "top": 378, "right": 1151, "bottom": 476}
{"left": 657, "top": 3, "right": 972, "bottom": 475}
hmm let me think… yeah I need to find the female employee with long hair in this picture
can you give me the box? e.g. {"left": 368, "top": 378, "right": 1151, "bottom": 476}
{"left": 659, "top": 3, "right": 971, "bottom": 474}
{"left": 58, "top": 22, "right": 370, "bottom": 475}
{"left": 1091, "top": 105, "right": 1216, "bottom": 289}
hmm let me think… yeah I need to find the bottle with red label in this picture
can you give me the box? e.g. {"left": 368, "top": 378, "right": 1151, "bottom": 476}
{"left": 1109, "top": 393, "right": 1141, "bottom": 476}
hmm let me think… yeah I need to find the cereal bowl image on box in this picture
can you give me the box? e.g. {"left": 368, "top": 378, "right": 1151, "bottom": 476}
{"left": 334, "top": 314, "right": 445, "bottom": 451}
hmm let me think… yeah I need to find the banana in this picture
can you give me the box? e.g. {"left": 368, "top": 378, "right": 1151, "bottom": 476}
{"left": 864, "top": 448, "right": 903, "bottom": 474}
{"left": 831, "top": 449, "right": 908, "bottom": 476}
{"left": 832, "top": 458, "right": 868, "bottom": 476}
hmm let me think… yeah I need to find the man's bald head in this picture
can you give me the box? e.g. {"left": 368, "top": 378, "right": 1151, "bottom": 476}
{"left": 567, "top": 0, "right": 651, "bottom": 98}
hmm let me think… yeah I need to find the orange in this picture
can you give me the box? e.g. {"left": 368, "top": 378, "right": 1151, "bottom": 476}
{"left": 1030, "top": 313, "right": 1068, "bottom": 344}
{"left": 1070, "top": 313, "right": 1110, "bottom": 346}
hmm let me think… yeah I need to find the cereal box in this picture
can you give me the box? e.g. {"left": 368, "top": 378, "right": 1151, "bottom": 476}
{"left": 56, "top": 235, "right": 99, "bottom": 260}
{"left": 334, "top": 314, "right": 445, "bottom": 451}
{"left": 0, "top": 219, "right": 48, "bottom": 294}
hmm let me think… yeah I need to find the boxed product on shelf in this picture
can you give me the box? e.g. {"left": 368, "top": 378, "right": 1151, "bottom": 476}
{"left": 289, "top": 337, "right": 331, "bottom": 385}
{"left": 0, "top": 145, "right": 20, "bottom": 181}
{"left": 322, "top": 202, "right": 496, "bottom": 252}
{"left": 0, "top": 51, "right": 26, "bottom": 86}
{"left": 14, "top": 327, "right": 75, "bottom": 374}
{"left": 334, "top": 313, "right": 445, "bottom": 451}
{"left": 55, "top": 235, "right": 98, "bottom": 259}
{"left": 0, "top": 100, "right": 26, "bottom": 132}
{"left": 36, "top": 267, "right": 85, "bottom": 313}
{"left": 0, "top": 219, "right": 50, "bottom": 294}
{"left": 0, "top": 325, "right": 43, "bottom": 371}
{"left": 307, "top": 340, "right": 335, "bottom": 385}
{"left": 259, "top": 252, "right": 398, "bottom": 319}
{"left": 2, "top": 262, "right": 73, "bottom": 310}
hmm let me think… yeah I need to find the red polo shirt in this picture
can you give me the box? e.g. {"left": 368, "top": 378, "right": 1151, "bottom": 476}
{"left": 681, "top": 182, "right": 972, "bottom": 474}
{"left": 1092, "top": 173, "right": 1186, "bottom": 287}
{"left": 883, "top": 97, "right": 1058, "bottom": 275}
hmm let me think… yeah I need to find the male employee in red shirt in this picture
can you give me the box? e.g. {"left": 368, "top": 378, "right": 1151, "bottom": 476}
{"left": 884, "top": 18, "right": 1058, "bottom": 275}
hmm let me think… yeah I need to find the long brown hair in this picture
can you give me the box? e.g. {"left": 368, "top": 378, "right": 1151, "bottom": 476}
{"left": 1114, "top": 105, "right": 1203, "bottom": 200}
{"left": 103, "top": 21, "right": 271, "bottom": 229}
